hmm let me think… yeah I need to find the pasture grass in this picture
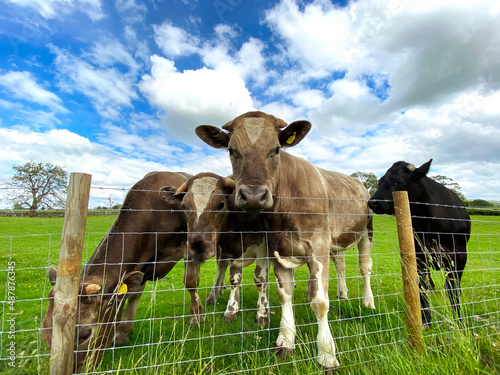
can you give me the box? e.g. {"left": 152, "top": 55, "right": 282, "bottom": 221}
{"left": 0, "top": 215, "right": 499, "bottom": 374}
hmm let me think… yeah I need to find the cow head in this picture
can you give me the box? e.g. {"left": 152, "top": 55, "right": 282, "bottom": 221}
{"left": 159, "top": 173, "right": 235, "bottom": 262}
{"left": 368, "top": 159, "right": 433, "bottom": 214}
{"left": 42, "top": 267, "right": 144, "bottom": 373}
{"left": 195, "top": 111, "right": 311, "bottom": 212}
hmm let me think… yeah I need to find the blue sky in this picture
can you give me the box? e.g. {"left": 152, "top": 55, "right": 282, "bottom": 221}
{"left": 1, "top": 0, "right": 499, "bottom": 208}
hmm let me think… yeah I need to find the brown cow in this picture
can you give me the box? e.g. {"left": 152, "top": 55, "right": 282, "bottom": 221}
{"left": 196, "top": 111, "right": 374, "bottom": 371}
{"left": 159, "top": 172, "right": 270, "bottom": 325}
{"left": 42, "top": 171, "right": 208, "bottom": 373}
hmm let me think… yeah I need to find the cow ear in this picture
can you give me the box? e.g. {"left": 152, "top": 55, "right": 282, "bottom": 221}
{"left": 48, "top": 266, "right": 57, "bottom": 286}
{"left": 116, "top": 271, "right": 144, "bottom": 296}
{"left": 279, "top": 120, "right": 311, "bottom": 147}
{"left": 413, "top": 159, "right": 433, "bottom": 180}
{"left": 159, "top": 185, "right": 184, "bottom": 204}
{"left": 222, "top": 177, "right": 235, "bottom": 191}
{"left": 196, "top": 125, "right": 229, "bottom": 149}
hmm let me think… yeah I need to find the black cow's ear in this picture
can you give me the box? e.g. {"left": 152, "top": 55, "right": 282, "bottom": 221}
{"left": 196, "top": 126, "right": 230, "bottom": 149}
{"left": 414, "top": 159, "right": 433, "bottom": 179}
{"left": 279, "top": 120, "right": 311, "bottom": 147}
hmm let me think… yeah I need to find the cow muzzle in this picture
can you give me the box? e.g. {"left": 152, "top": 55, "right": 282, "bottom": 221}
{"left": 187, "top": 233, "right": 216, "bottom": 262}
{"left": 368, "top": 198, "right": 394, "bottom": 215}
{"left": 236, "top": 184, "right": 272, "bottom": 212}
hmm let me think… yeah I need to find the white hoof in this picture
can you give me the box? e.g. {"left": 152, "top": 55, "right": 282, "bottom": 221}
{"left": 363, "top": 296, "right": 376, "bottom": 309}
{"left": 318, "top": 353, "right": 340, "bottom": 369}
{"left": 276, "top": 334, "right": 295, "bottom": 349}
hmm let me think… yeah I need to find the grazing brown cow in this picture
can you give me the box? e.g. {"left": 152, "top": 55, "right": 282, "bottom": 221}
{"left": 159, "top": 172, "right": 270, "bottom": 326}
{"left": 42, "top": 171, "right": 209, "bottom": 373}
{"left": 196, "top": 111, "right": 374, "bottom": 371}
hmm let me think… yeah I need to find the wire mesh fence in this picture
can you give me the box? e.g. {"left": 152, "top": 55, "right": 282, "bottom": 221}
{"left": 0, "top": 184, "right": 499, "bottom": 374}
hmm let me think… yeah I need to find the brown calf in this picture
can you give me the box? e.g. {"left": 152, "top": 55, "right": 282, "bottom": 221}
{"left": 160, "top": 172, "right": 270, "bottom": 326}
{"left": 42, "top": 171, "right": 207, "bottom": 373}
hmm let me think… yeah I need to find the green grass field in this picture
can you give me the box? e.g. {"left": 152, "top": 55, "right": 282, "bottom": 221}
{"left": 0, "top": 215, "right": 499, "bottom": 374}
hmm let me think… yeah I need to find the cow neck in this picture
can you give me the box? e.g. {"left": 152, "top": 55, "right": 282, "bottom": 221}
{"left": 276, "top": 151, "right": 326, "bottom": 199}
{"left": 227, "top": 192, "right": 261, "bottom": 232}
{"left": 81, "top": 200, "right": 185, "bottom": 286}
{"left": 408, "top": 177, "right": 436, "bottom": 213}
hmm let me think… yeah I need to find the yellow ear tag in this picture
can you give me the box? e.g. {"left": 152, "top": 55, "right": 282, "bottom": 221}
{"left": 118, "top": 282, "right": 128, "bottom": 295}
{"left": 286, "top": 132, "right": 296, "bottom": 145}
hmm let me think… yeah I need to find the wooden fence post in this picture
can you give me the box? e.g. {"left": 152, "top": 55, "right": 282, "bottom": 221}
{"left": 50, "top": 173, "right": 92, "bottom": 375}
{"left": 393, "top": 191, "right": 424, "bottom": 352}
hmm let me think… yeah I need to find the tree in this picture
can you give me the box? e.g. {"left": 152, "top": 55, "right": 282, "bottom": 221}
{"left": 430, "top": 175, "right": 467, "bottom": 203}
{"left": 469, "top": 199, "right": 491, "bottom": 207}
{"left": 350, "top": 171, "right": 379, "bottom": 196}
{"left": 7, "top": 161, "right": 68, "bottom": 214}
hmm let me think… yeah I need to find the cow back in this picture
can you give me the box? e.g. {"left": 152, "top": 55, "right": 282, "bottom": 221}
{"left": 269, "top": 152, "right": 371, "bottom": 247}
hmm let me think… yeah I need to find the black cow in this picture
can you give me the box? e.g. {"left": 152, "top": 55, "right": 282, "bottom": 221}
{"left": 368, "top": 159, "right": 470, "bottom": 325}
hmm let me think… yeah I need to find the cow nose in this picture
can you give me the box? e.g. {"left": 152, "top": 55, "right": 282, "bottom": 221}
{"left": 236, "top": 185, "right": 272, "bottom": 211}
{"left": 188, "top": 233, "right": 205, "bottom": 250}
{"left": 187, "top": 233, "right": 215, "bottom": 262}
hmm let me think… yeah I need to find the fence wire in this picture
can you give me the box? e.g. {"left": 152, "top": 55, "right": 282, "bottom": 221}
{"left": 0, "top": 188, "right": 499, "bottom": 374}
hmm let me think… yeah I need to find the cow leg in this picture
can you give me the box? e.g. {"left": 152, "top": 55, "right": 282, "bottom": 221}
{"left": 114, "top": 283, "right": 146, "bottom": 345}
{"left": 207, "top": 258, "right": 229, "bottom": 305}
{"left": 307, "top": 252, "right": 340, "bottom": 370}
{"left": 443, "top": 248, "right": 467, "bottom": 321}
{"left": 331, "top": 251, "right": 348, "bottom": 300}
{"left": 357, "top": 230, "right": 375, "bottom": 309}
{"left": 273, "top": 260, "right": 296, "bottom": 358}
{"left": 415, "top": 244, "right": 432, "bottom": 326}
{"left": 184, "top": 258, "right": 204, "bottom": 326}
{"left": 223, "top": 264, "right": 242, "bottom": 323}
{"left": 254, "top": 255, "right": 270, "bottom": 327}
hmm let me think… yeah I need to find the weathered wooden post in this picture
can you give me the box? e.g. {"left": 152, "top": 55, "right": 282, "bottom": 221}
{"left": 50, "top": 173, "right": 92, "bottom": 375}
{"left": 393, "top": 191, "right": 424, "bottom": 352}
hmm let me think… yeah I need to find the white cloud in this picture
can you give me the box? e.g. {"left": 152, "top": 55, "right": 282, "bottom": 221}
{"left": 82, "top": 37, "right": 140, "bottom": 73}
{"left": 266, "top": 0, "right": 500, "bottom": 112}
{"left": 153, "top": 21, "right": 200, "bottom": 58}
{"left": 114, "top": 0, "right": 146, "bottom": 24}
{"left": 311, "top": 78, "right": 393, "bottom": 133}
{"left": 0, "top": 71, "right": 67, "bottom": 113}
{"left": 7, "top": 0, "right": 105, "bottom": 21}
{"left": 51, "top": 46, "right": 138, "bottom": 119}
{"left": 202, "top": 36, "right": 269, "bottom": 86}
{"left": 265, "top": 0, "right": 357, "bottom": 77}
{"left": 124, "top": 25, "right": 151, "bottom": 64}
{"left": 139, "top": 55, "right": 255, "bottom": 141}
{"left": 97, "top": 122, "right": 185, "bottom": 160}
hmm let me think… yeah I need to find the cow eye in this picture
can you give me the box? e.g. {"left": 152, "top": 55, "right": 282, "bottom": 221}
{"left": 218, "top": 202, "right": 225, "bottom": 210}
{"left": 77, "top": 329, "right": 92, "bottom": 342}
{"left": 271, "top": 146, "right": 280, "bottom": 157}
{"left": 228, "top": 147, "right": 240, "bottom": 158}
